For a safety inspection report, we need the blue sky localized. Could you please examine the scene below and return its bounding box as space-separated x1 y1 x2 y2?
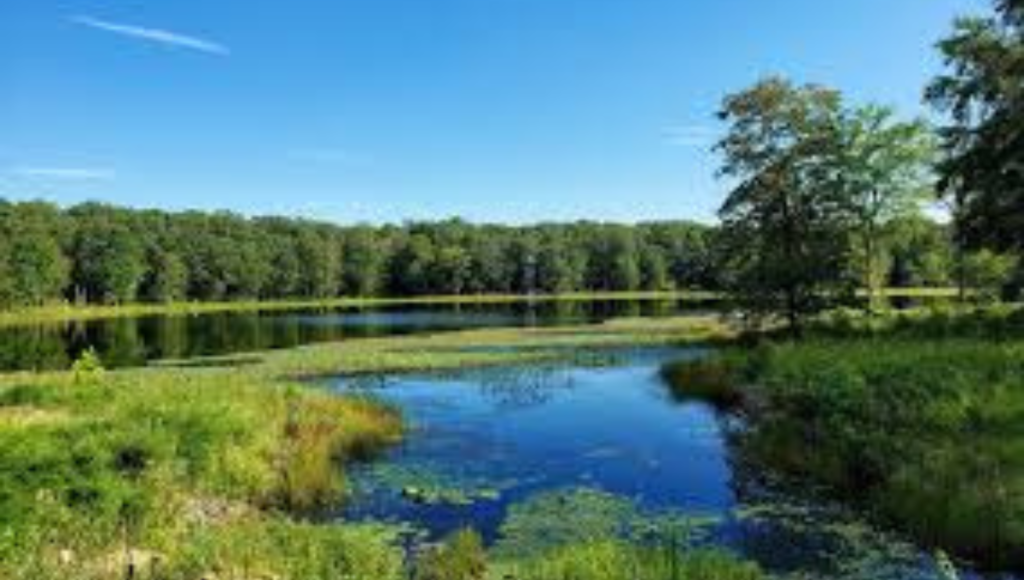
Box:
1 0 987 224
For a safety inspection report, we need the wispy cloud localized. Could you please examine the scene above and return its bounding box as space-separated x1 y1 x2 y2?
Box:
71 15 229 56
8 166 116 181
662 125 719 148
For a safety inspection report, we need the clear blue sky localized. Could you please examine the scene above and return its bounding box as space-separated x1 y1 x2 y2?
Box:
1 0 987 224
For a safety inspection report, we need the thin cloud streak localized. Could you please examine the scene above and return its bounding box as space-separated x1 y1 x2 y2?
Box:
9 167 116 181
71 15 229 56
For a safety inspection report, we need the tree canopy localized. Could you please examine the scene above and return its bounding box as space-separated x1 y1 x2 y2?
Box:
715 78 857 329
927 0 1024 253
0 201 720 309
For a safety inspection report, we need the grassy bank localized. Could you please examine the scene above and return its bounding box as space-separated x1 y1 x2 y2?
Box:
663 310 1024 571
0 287 972 329
1 317 736 579
0 291 718 329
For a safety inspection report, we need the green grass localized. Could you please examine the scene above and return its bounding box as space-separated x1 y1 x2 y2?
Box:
493 542 764 580
0 290 718 328
665 315 1024 571
0 316 732 580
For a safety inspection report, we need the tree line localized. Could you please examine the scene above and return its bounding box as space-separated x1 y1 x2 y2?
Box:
715 0 1023 329
0 198 978 311
0 202 725 308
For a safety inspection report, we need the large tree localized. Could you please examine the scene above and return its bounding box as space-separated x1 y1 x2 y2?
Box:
839 105 936 308
927 0 1024 254
716 78 856 330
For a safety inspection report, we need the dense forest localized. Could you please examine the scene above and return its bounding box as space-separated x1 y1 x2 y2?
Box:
0 200 985 310
0 202 716 306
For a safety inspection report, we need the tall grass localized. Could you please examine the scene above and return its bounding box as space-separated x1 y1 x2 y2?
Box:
670 322 1024 570
494 542 764 580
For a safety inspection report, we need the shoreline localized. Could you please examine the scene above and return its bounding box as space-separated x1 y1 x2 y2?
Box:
0 287 968 329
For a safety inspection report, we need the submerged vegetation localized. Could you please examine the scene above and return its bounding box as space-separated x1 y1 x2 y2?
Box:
486 488 763 580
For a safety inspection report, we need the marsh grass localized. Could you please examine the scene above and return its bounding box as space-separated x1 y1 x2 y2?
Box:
414 528 488 580
670 311 1024 571
494 542 765 580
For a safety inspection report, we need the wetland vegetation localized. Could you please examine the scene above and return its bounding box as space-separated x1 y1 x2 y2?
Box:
5 0 1024 578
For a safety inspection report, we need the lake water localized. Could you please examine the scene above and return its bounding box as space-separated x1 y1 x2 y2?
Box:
0 298 714 372
337 348 1015 580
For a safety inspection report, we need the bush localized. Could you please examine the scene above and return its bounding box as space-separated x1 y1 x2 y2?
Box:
660 358 742 410
414 529 487 580
71 347 105 384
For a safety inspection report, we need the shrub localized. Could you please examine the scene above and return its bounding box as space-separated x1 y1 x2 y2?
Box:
660 358 742 410
414 529 487 580
72 347 105 384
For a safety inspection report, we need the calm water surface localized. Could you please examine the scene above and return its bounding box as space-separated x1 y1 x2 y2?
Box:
337 348 1016 580
0 299 711 371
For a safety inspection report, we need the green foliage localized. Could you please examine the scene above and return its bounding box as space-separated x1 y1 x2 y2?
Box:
71 348 106 384
713 323 1024 569
0 202 69 307
660 357 742 410
0 200 723 310
928 0 1024 255
960 249 1018 302
142 250 188 303
496 542 764 580
716 77 858 330
839 105 936 307
414 529 487 580
69 204 147 305
886 216 954 288
166 520 405 580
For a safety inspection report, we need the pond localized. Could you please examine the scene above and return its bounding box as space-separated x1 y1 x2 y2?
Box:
336 347 1016 580
0 298 714 372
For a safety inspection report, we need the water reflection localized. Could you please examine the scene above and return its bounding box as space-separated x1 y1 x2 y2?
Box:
0 299 717 371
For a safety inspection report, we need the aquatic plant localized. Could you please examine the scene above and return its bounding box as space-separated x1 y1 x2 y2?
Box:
494 541 764 580
493 488 719 561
